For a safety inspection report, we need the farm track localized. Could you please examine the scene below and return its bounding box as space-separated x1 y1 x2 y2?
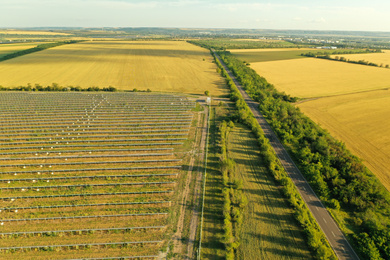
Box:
169 106 207 259
213 50 360 260
0 92 196 259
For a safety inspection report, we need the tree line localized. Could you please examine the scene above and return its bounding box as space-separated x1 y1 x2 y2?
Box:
219 120 247 259
214 50 390 260
301 49 389 69
212 52 336 260
0 83 117 92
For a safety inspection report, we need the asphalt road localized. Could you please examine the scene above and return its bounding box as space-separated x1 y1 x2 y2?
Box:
213 50 360 260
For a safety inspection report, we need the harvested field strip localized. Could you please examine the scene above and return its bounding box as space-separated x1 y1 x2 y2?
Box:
1 207 170 220
0 119 192 127
0 135 187 143
0 215 167 233
0 122 191 130
0 148 173 156
0 128 189 136
0 213 168 223
0 166 181 175
0 138 187 146
0 153 174 161
0 226 165 236
0 159 180 167
0 143 183 151
1 201 170 212
0 114 192 121
0 181 176 191
0 234 166 248
0 127 190 136
0 240 163 251
0 190 174 200
0 173 178 182
0 116 193 124
0 173 179 184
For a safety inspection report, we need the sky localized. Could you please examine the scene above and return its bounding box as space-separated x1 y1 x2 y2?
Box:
1 0 390 32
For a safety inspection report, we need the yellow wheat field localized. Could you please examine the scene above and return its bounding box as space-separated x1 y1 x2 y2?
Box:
330 50 390 67
298 89 390 191
250 58 390 98
0 42 39 56
0 40 226 96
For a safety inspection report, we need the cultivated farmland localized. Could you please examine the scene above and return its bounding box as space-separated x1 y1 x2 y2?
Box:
248 57 390 98
0 41 226 96
232 49 390 191
330 50 390 67
298 89 390 190
230 48 311 63
0 42 40 59
0 92 195 259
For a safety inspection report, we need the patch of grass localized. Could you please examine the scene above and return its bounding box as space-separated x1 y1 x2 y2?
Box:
227 125 313 260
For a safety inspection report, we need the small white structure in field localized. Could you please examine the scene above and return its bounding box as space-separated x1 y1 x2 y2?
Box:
36 189 39 191
32 180 36 183
7 181 10 184
47 180 50 183
206 97 211 105
21 189 25 192
51 172 54 175
37 172 41 175
1 222 3 226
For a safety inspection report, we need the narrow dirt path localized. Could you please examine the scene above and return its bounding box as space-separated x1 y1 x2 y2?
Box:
161 106 207 259
186 106 208 258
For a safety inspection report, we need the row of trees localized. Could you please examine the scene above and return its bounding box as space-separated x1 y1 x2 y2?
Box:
213 53 336 260
301 50 389 68
219 120 247 259
216 50 390 260
0 83 118 92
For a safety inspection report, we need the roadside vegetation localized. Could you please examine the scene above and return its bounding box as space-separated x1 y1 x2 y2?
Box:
211 49 390 260
211 53 336 260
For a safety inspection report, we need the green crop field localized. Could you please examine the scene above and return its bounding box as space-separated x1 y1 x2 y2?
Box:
0 92 196 259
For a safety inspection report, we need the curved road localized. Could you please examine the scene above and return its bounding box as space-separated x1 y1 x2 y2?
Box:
213 50 360 260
